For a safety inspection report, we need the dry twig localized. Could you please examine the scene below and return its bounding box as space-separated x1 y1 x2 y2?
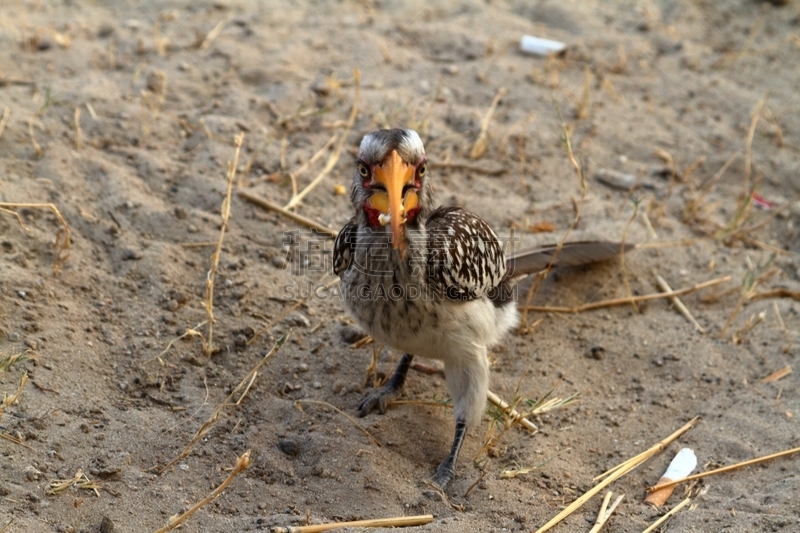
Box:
46 469 100 497
654 271 705 333
153 451 251 533
285 69 360 209
270 514 434 533
156 333 288 473
0 202 71 273
520 276 730 313
588 492 625 533
641 498 691 533
204 133 244 356
470 87 506 159
238 191 338 238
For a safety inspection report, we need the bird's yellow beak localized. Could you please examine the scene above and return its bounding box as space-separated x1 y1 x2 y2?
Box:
369 150 418 257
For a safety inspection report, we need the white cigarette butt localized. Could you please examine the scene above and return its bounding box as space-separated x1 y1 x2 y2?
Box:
520 35 566 56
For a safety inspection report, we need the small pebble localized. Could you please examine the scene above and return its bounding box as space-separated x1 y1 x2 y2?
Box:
121 249 142 260
595 168 636 191
99 516 115 533
278 439 300 457
340 325 366 344
583 346 605 360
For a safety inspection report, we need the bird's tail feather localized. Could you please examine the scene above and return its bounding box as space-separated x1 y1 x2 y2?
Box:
505 241 635 279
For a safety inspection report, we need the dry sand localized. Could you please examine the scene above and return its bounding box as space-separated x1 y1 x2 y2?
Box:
1 1 800 531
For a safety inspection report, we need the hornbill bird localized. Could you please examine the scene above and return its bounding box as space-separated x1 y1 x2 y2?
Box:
333 128 629 489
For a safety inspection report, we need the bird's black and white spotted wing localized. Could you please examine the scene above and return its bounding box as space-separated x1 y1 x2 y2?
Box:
426 206 506 301
333 217 358 277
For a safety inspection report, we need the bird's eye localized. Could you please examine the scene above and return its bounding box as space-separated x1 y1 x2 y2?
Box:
418 162 427 178
357 163 370 178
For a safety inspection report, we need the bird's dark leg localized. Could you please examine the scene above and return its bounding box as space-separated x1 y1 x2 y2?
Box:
358 353 414 416
432 418 467 489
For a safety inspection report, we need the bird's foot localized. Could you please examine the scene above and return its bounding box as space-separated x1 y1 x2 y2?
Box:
357 382 401 417
431 462 455 490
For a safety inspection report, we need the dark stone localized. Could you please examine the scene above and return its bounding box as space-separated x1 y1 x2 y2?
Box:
278 439 300 457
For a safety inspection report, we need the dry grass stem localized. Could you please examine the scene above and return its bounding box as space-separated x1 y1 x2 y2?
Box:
732 310 766 344
500 448 570 479
46 469 100 497
486 390 538 433
0 106 10 140
0 351 34 373
646 445 800 494
199 17 228 50
157 333 288 474
270 514 434 533
28 116 42 158
0 372 28 420
641 497 691 533
148 322 207 365
349 335 374 349
720 254 775 338
295 399 382 447
620 200 640 313
363 343 384 388
285 69 360 210
772 301 792 353
470 86 506 159
153 451 251 533
238 191 338 238
654 271 705 333
0 202 72 272
760 365 791 383
534 417 698 533
588 492 625 533
204 132 244 356
742 98 765 201
73 106 82 150
519 102 587 331
286 133 337 190
520 275 730 313
0 519 10 533
250 277 340 344
0 431 34 449
750 288 800 302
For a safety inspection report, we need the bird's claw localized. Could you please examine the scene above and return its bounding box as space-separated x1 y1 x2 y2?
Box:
432 462 455 490
357 383 400 417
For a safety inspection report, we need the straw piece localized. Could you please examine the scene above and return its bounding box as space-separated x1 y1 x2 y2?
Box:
153 451 251 533
204 133 244 356
520 276 730 314
641 497 691 533
645 444 800 493
285 69 360 210
588 492 625 533
486 390 538 433
270 514 434 533
156 333 288 474
0 106 10 140
534 417 698 533
470 87 506 160
654 271 705 333
238 190 338 238
760 365 791 383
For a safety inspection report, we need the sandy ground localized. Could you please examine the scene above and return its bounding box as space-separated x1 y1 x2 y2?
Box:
2 1 800 532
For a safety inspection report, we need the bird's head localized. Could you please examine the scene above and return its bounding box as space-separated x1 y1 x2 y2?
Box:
351 129 432 257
